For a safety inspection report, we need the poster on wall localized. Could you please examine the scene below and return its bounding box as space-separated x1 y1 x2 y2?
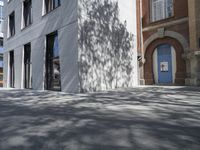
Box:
160 62 168 72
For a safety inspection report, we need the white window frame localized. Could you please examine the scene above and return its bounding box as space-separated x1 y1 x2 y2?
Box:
151 0 174 22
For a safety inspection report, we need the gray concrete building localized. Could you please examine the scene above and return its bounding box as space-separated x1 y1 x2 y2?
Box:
3 0 138 93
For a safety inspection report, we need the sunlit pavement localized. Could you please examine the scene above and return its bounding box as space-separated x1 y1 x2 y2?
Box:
0 86 200 150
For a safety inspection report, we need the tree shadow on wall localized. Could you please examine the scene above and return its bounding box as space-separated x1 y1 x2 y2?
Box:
78 0 135 92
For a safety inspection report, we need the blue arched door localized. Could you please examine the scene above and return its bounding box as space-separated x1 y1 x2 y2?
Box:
157 44 173 84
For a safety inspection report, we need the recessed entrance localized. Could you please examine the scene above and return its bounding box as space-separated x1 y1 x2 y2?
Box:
153 44 176 85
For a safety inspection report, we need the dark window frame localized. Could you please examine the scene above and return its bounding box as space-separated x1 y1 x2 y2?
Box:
8 11 15 37
9 50 14 88
0 37 3 47
44 0 60 14
23 0 32 28
45 31 61 91
24 43 32 89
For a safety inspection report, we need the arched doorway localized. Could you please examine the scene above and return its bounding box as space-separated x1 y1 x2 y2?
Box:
144 37 186 85
153 44 177 84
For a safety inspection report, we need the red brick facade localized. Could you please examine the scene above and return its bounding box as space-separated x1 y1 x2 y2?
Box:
137 0 189 85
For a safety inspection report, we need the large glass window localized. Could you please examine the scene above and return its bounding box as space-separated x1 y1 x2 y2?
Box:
46 32 61 91
0 5 3 23
24 43 32 89
9 51 14 88
44 0 60 14
8 12 15 37
22 0 32 28
151 0 173 22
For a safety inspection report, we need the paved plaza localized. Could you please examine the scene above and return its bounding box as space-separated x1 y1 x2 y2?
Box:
0 86 200 150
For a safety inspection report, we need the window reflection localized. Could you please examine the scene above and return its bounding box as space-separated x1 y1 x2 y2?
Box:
46 32 61 91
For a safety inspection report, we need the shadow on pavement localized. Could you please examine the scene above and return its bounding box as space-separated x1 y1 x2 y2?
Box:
0 86 200 150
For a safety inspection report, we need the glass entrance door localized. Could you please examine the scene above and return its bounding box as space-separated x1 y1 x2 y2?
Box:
46 32 61 91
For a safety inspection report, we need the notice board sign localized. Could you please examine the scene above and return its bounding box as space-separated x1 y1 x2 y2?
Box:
160 62 168 72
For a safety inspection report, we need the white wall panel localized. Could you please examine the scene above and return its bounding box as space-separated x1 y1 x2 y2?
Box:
59 22 79 93
14 48 23 88
31 37 45 90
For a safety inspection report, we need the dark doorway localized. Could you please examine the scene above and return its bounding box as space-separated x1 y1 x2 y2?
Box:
24 43 32 89
45 31 61 91
9 51 14 88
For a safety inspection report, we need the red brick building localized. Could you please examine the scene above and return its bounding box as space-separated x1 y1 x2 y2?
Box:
186 0 200 86
137 0 189 85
